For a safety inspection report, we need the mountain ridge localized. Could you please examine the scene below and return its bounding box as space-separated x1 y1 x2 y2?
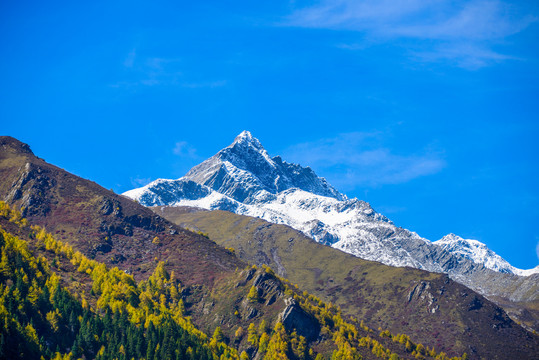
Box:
124 131 537 278
124 131 539 334
435 233 539 277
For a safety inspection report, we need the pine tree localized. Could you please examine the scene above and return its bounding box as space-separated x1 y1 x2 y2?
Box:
247 286 259 303
247 323 258 347
212 326 224 343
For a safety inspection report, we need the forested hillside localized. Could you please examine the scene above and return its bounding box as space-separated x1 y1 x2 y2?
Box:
0 203 469 359
0 202 238 359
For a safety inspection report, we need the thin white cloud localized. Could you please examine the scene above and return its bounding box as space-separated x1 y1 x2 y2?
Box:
111 52 227 88
130 176 152 187
412 42 516 69
138 57 183 86
286 0 433 31
110 55 183 88
182 80 227 89
536 240 539 262
285 0 536 68
282 132 445 189
123 49 136 68
173 141 198 158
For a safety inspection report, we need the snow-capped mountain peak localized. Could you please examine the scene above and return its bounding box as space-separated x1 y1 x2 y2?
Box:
182 131 344 202
124 131 538 282
230 130 264 151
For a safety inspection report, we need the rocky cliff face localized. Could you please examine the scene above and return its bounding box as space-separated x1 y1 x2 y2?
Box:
280 298 320 341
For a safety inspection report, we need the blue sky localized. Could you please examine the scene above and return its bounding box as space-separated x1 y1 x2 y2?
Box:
1 0 538 269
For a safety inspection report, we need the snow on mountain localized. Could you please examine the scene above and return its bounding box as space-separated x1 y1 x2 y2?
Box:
181 130 344 203
435 234 539 276
123 131 538 280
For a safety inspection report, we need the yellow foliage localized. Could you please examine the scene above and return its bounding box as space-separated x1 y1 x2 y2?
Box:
24 323 39 346
46 309 62 332
259 332 270 353
248 323 258 347
247 285 259 302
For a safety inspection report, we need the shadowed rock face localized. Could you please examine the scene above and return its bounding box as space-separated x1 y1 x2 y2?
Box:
280 298 320 341
5 162 55 217
0 136 33 155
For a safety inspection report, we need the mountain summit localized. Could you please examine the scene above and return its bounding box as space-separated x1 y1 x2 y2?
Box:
124 131 538 289
182 130 344 202
231 130 264 149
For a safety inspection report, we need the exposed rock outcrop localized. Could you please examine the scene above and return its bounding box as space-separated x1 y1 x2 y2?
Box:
279 298 320 341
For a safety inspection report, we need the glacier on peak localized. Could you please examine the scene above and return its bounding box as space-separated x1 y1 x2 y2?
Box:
123 131 538 281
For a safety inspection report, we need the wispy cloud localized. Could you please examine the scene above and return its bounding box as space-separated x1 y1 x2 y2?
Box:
182 80 227 89
282 132 445 189
130 176 152 188
109 55 183 88
111 51 226 88
173 141 198 159
284 0 536 68
123 49 136 68
410 42 516 69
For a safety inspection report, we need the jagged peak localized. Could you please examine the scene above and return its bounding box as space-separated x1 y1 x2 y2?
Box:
229 130 265 151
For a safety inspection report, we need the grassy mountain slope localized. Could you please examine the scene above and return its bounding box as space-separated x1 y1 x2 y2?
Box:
155 206 539 359
0 136 468 360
